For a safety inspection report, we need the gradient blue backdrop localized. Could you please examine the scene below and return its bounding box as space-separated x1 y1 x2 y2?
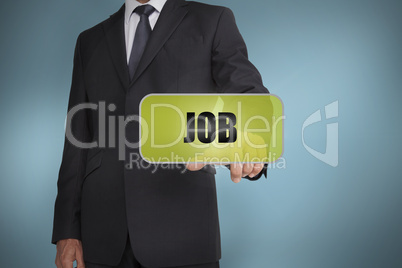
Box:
0 0 401 267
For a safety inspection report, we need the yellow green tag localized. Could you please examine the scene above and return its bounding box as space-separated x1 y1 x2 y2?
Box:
139 94 283 163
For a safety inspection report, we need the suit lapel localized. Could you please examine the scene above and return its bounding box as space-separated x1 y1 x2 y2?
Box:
103 5 130 92
129 0 189 87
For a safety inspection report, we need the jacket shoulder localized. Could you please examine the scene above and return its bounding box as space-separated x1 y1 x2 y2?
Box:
77 23 103 43
185 1 230 16
77 5 123 44
186 1 227 10
77 17 110 44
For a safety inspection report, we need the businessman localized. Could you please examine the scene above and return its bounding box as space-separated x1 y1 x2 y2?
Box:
53 0 269 267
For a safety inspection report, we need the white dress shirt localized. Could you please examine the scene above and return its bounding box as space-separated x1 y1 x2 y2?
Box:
124 0 167 63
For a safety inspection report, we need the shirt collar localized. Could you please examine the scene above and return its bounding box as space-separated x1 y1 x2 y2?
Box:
125 0 167 24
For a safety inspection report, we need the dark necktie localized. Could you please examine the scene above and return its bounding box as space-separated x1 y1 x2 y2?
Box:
128 4 155 81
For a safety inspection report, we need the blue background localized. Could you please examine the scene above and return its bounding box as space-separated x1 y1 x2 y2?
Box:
0 0 401 267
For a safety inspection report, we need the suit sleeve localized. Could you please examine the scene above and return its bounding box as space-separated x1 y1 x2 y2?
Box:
211 7 269 180
52 34 90 244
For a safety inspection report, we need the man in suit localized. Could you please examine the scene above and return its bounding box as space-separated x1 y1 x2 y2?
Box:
52 0 269 267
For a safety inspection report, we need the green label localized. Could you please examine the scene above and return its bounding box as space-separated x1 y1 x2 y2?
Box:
140 94 283 163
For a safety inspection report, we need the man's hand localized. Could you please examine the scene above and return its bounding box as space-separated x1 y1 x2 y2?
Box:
186 163 264 183
55 239 85 268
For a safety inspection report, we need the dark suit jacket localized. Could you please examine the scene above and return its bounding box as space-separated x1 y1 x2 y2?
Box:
52 0 268 267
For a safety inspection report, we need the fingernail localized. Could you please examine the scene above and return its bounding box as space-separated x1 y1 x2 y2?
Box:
249 173 255 178
234 178 241 183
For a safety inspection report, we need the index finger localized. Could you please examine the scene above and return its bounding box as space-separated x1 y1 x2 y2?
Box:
230 163 243 183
